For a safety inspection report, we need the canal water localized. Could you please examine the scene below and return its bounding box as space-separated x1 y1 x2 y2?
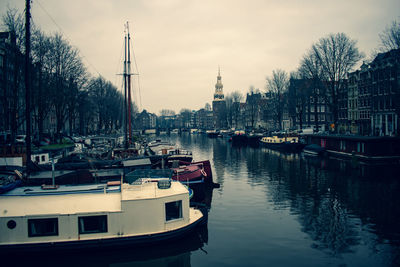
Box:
12 133 400 267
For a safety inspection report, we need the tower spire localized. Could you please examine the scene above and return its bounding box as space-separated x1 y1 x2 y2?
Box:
214 67 224 100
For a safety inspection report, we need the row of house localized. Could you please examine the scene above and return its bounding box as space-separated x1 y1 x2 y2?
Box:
3 26 399 137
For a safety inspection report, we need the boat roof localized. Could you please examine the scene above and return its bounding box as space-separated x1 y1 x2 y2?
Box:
122 158 151 167
28 170 76 179
121 180 188 201
0 181 187 217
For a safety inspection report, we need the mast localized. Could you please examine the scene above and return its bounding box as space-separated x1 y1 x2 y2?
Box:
25 0 32 170
127 23 132 144
123 25 128 149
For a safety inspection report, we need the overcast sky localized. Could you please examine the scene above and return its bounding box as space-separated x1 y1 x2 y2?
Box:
1 0 399 114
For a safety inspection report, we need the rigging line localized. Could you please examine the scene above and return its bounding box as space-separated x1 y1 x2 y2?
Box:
35 0 102 77
114 35 125 93
131 39 142 111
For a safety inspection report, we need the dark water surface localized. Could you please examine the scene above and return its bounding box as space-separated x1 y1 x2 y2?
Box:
12 134 400 267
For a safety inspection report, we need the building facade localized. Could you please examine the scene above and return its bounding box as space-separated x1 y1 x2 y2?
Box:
288 79 330 132
370 49 400 136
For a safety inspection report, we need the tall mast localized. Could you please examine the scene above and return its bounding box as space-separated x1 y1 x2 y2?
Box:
25 0 32 170
123 25 128 149
127 22 132 144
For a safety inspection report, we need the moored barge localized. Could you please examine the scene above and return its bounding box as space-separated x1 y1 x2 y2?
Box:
304 134 400 163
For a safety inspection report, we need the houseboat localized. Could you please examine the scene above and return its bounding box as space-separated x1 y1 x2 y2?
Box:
147 139 175 154
0 179 205 253
304 134 400 163
157 148 193 163
260 136 305 152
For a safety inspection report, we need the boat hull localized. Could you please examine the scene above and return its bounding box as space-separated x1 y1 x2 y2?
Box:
0 211 205 253
260 141 305 152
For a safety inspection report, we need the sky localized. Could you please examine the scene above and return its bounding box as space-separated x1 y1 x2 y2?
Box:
0 0 399 114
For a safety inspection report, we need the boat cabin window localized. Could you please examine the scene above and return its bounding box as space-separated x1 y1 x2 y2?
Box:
78 215 108 234
28 218 58 237
165 200 182 221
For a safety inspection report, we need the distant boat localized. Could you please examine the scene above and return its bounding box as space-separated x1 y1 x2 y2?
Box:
148 139 175 154
0 179 205 252
206 130 219 138
0 170 23 194
147 139 193 163
158 148 193 163
260 136 305 152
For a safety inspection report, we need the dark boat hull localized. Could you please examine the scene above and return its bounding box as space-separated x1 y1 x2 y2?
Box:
260 141 305 152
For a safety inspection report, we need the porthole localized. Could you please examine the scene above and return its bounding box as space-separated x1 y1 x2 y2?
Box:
7 220 16 229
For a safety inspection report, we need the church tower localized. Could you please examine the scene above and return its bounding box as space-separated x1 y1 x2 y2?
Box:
214 67 224 100
212 67 227 129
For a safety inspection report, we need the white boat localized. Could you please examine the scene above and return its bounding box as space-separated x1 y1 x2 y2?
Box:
148 139 175 154
0 179 204 252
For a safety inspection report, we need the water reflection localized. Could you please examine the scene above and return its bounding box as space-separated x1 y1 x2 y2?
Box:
241 146 400 263
160 134 399 265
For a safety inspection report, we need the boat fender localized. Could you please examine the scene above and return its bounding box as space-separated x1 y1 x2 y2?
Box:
201 169 207 177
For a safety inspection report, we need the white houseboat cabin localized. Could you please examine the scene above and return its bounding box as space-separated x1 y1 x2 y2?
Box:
0 179 204 252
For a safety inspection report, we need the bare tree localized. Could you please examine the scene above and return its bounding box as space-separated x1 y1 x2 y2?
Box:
379 20 400 51
87 76 125 134
311 33 363 130
1 8 25 140
2 7 25 50
231 90 243 103
225 91 243 129
46 33 87 136
179 108 192 128
266 69 289 130
159 109 175 116
31 29 53 140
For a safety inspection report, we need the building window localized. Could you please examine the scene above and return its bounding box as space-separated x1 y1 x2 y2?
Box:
78 215 107 234
28 218 58 237
165 200 182 221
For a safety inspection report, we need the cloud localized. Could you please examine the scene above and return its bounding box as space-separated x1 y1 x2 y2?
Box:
1 0 399 113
